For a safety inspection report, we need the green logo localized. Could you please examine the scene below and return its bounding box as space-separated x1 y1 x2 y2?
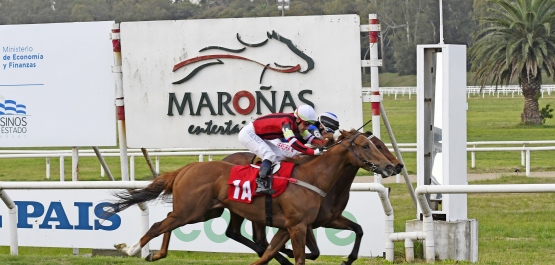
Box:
173 210 358 246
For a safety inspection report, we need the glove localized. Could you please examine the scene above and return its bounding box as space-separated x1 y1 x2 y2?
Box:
313 147 326 156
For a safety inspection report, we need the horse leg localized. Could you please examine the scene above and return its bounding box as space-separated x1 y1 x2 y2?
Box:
324 216 363 265
250 228 290 265
145 212 173 262
147 208 224 262
225 212 266 256
288 224 307 265
304 227 320 260
251 222 292 265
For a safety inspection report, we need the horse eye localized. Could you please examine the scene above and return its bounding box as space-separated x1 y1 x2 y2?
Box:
376 145 382 150
363 144 370 149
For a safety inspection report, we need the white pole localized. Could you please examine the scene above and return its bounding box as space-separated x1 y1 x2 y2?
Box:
521 144 526 166
526 150 530 177
155 156 160 175
130 155 135 181
112 23 129 181
0 190 18 255
72 147 79 182
46 158 50 179
60 156 64 182
471 145 476 168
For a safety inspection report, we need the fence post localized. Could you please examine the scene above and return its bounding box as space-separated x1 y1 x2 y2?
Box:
526 149 531 177
155 156 160 175
521 144 526 166
60 156 65 182
471 145 476 168
130 155 135 181
46 158 50 179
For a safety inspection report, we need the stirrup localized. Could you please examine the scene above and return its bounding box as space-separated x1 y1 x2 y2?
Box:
255 177 275 194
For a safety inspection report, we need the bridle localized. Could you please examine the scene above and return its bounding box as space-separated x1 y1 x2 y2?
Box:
324 131 380 172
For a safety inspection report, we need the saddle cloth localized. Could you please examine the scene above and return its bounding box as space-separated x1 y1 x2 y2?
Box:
227 161 295 203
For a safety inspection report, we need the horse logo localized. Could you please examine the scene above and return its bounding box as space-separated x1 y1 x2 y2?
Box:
172 31 315 90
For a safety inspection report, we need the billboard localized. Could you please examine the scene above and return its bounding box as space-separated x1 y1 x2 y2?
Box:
121 15 363 148
0 189 385 256
0 21 116 147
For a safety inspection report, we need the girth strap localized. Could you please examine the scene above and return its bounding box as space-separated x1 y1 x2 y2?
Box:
273 176 327 197
265 194 272 226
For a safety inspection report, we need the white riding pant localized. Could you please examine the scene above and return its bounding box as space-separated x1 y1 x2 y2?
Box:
238 123 294 163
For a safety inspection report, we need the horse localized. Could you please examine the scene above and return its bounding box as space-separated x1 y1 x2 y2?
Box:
111 129 395 265
218 131 403 265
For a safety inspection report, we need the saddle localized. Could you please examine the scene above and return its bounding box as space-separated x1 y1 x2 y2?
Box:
227 161 294 204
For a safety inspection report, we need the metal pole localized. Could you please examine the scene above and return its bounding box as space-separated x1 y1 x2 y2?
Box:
112 23 129 181
93 146 115 181
380 104 418 208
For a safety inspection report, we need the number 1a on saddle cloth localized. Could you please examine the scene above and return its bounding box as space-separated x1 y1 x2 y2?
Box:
227 162 295 203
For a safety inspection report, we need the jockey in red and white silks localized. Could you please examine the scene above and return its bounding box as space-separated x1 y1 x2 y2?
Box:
238 105 323 194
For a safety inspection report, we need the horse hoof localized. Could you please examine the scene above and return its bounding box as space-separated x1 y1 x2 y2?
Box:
145 253 153 262
114 243 127 251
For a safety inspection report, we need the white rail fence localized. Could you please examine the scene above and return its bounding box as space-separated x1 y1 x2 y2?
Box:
1 140 555 180
0 181 395 260
362 85 555 100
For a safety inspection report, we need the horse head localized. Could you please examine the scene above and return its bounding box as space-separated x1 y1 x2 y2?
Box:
364 131 404 176
332 129 395 177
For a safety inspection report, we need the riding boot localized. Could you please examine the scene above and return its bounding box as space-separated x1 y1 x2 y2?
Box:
256 159 275 194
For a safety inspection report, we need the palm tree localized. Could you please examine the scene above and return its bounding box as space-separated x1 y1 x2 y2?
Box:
470 0 555 125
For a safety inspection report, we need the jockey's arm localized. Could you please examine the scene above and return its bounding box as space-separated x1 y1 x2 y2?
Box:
282 124 315 155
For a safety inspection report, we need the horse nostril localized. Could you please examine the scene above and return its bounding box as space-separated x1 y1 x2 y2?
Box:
386 164 394 170
396 164 405 169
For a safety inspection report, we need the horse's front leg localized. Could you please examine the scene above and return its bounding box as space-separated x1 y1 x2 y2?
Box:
288 223 307 265
250 228 290 265
324 216 363 265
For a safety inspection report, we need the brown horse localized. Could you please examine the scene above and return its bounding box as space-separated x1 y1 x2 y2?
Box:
111 129 395 265
218 131 403 265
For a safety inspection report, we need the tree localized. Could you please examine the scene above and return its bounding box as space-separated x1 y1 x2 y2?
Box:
470 0 555 125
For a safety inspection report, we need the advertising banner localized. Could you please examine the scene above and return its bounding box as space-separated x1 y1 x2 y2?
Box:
0 189 385 256
0 21 116 147
121 15 363 148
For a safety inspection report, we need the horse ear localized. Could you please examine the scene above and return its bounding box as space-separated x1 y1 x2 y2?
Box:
339 129 349 137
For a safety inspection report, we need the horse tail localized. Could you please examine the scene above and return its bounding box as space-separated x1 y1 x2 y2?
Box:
110 165 186 213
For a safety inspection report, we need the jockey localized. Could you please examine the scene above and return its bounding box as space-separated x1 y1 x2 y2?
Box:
238 105 323 194
272 111 341 159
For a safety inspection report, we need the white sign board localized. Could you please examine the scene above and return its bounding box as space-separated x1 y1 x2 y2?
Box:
0 189 385 256
0 22 116 147
121 15 363 148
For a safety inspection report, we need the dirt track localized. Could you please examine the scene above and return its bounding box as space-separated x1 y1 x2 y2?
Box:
355 171 555 184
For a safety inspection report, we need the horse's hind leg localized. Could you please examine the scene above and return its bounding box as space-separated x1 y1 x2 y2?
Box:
148 208 224 262
146 212 173 262
115 211 192 258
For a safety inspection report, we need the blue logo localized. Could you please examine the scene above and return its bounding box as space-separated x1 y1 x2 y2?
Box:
0 96 26 115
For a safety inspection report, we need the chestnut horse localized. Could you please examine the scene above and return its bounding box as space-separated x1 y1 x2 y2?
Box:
151 131 403 265
224 132 403 265
111 129 395 265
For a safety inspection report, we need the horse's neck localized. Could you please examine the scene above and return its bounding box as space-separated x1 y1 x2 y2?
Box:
297 147 351 194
